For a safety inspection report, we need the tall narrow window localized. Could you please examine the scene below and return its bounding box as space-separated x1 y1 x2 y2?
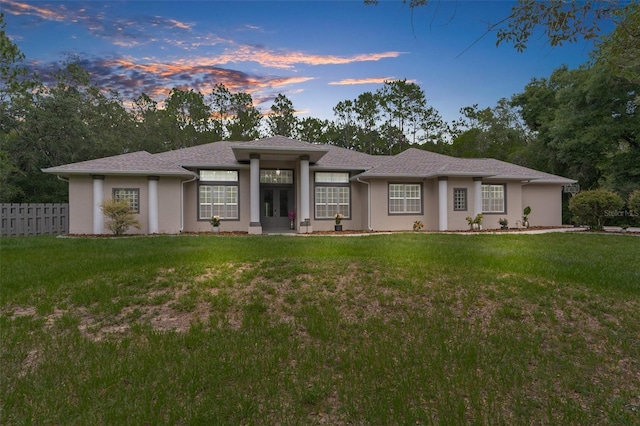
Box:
314 172 350 219
199 170 239 220
453 188 467 211
388 183 422 214
482 184 505 213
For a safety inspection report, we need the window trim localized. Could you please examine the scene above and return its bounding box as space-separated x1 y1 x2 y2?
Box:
113 188 140 213
198 169 240 221
314 172 351 220
453 188 468 211
388 183 423 215
481 183 507 214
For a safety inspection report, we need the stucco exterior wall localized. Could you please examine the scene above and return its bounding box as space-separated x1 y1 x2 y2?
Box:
522 184 563 227
157 178 182 234
367 178 431 231
103 176 149 234
447 178 475 231
68 176 94 235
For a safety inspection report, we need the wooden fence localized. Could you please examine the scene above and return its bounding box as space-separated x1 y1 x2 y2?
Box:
0 203 69 236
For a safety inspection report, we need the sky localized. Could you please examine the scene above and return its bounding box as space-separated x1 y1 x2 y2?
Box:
2 0 607 126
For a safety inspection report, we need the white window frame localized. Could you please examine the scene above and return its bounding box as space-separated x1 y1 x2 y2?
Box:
388 183 422 214
482 184 506 213
113 188 140 213
199 170 239 220
314 172 350 219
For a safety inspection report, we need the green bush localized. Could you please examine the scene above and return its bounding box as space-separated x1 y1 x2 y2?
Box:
628 190 640 226
569 189 624 230
100 199 142 235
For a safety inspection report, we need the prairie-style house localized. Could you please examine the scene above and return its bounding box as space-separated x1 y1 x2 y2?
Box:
43 136 575 234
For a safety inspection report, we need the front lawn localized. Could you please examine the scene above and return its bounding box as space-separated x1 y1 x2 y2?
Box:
1 233 639 424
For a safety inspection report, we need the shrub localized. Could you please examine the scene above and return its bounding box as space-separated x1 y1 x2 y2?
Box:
628 190 640 226
100 199 142 235
569 189 624 230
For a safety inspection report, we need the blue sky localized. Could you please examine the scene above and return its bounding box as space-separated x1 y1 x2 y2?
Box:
3 0 605 125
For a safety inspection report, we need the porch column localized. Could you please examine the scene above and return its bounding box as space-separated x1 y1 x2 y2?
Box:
473 177 483 218
92 175 105 234
148 176 159 234
249 154 262 234
438 177 448 231
299 155 311 231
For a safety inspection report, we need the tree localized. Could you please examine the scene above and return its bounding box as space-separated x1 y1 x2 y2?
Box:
333 100 358 149
164 88 212 149
569 189 624 230
297 117 331 143
354 92 381 154
267 94 297 137
227 92 262 141
101 198 142 236
449 100 529 163
377 80 427 152
513 64 639 194
365 1 625 52
594 2 640 90
208 83 232 140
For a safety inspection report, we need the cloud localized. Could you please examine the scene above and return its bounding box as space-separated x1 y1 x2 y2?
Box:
329 77 396 85
208 45 403 70
3 0 194 47
29 55 314 109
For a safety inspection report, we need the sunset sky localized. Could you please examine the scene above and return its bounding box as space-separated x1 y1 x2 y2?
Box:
3 0 607 125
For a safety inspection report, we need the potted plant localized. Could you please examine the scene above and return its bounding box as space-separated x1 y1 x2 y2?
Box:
498 218 508 229
466 216 474 230
334 213 344 231
288 210 296 230
210 215 220 233
413 220 424 231
522 206 531 228
474 213 483 230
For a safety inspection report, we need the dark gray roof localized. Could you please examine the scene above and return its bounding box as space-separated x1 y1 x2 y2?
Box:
43 138 575 184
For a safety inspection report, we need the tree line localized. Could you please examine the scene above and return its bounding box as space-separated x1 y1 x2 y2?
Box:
1 4 638 204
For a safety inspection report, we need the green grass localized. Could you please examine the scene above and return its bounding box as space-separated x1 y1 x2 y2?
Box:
1 233 639 424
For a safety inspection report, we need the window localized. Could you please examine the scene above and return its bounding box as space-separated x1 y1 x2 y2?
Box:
389 183 422 214
260 169 293 184
453 188 467 211
482 184 505 213
199 170 239 220
314 172 350 219
113 188 139 213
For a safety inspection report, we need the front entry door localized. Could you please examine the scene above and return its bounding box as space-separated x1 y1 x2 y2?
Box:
261 186 294 230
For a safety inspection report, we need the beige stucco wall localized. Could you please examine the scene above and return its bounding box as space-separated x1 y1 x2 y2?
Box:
522 184 564 227
366 178 432 231
68 175 184 235
447 178 475 231
68 176 94 235
156 178 182 234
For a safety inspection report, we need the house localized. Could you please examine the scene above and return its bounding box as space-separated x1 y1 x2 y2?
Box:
43 136 575 234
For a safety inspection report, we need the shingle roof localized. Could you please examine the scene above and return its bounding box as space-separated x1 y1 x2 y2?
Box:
356 148 575 184
43 138 575 184
42 151 196 177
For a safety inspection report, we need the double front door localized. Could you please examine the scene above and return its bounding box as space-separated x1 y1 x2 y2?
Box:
261 186 294 230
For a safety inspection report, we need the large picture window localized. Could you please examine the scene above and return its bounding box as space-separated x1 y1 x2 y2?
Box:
199 170 239 220
113 188 139 213
482 184 505 213
389 183 422 214
314 172 350 219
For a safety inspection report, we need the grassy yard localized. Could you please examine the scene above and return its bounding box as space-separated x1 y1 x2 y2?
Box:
1 232 639 424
